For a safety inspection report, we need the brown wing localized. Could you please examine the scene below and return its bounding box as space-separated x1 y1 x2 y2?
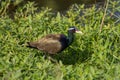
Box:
27 34 68 54
36 38 62 54
41 34 62 40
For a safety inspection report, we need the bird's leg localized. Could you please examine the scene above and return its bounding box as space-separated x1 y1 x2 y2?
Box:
43 53 58 63
45 54 58 63
43 53 48 59
48 55 58 63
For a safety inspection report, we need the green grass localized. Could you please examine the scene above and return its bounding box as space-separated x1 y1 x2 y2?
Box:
0 1 120 80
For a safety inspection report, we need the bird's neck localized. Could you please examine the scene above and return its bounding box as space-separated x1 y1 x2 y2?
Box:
67 31 74 45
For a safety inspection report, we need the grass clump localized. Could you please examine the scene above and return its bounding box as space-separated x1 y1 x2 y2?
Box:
0 0 120 80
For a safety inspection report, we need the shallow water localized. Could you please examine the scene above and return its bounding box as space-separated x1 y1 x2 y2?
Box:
7 0 120 22
34 0 105 11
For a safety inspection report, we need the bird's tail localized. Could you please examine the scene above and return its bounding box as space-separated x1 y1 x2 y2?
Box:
27 42 37 49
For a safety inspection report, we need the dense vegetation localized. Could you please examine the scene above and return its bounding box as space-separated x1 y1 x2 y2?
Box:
0 0 120 80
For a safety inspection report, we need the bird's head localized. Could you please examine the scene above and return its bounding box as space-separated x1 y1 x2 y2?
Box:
68 27 83 34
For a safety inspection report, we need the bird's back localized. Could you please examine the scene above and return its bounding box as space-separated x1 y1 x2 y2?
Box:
27 34 68 54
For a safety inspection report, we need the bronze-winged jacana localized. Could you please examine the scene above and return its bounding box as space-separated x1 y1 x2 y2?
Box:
27 27 83 54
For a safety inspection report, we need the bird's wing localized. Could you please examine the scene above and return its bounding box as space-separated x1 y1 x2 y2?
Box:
43 34 62 40
27 34 68 54
36 39 62 54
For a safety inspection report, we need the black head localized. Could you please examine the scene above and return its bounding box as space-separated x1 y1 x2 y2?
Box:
68 27 83 34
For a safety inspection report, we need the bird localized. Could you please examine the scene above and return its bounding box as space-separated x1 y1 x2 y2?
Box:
27 27 83 54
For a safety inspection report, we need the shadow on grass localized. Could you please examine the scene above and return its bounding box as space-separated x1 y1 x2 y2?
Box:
51 47 93 65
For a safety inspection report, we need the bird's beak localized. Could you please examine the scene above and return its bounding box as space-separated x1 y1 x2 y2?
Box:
76 30 83 34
